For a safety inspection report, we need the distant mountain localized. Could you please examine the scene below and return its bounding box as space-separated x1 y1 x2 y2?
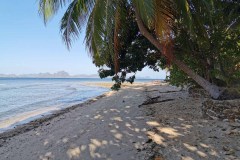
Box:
0 71 99 78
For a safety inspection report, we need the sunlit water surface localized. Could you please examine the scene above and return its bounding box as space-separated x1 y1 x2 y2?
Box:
0 78 156 131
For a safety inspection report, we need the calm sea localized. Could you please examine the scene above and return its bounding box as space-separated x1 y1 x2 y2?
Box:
0 78 156 131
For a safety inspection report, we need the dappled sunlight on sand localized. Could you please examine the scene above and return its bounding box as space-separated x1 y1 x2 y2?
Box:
43 139 49 146
39 152 54 160
67 146 81 159
146 121 161 127
94 114 104 120
111 117 123 122
137 84 239 159
181 156 194 160
88 139 109 159
147 131 166 146
58 110 149 159
0 84 152 160
157 127 183 138
183 143 207 157
1 83 238 160
36 99 151 159
144 118 222 159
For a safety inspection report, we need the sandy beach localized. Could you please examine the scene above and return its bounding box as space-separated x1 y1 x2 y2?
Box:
0 82 239 160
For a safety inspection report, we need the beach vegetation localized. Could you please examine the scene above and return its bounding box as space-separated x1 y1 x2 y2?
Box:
38 0 240 99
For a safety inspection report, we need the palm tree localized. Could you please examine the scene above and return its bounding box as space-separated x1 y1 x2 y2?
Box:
38 0 228 99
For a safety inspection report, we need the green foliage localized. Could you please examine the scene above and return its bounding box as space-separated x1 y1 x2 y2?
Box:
167 0 240 88
96 9 163 90
39 0 240 92
166 65 190 88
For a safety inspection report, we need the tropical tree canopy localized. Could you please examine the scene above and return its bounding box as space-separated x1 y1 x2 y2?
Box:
38 0 204 62
168 0 240 87
39 0 240 99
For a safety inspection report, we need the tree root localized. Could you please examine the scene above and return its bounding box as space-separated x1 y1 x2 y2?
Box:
146 90 159 92
146 90 181 93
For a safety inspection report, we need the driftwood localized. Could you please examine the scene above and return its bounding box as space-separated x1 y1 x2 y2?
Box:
139 94 174 107
146 90 181 93
159 90 181 93
145 90 159 92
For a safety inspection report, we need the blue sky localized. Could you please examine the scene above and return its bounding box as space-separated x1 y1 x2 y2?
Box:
0 1 166 79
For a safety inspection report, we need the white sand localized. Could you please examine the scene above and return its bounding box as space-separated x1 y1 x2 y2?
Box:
0 82 239 160
141 84 240 159
0 83 151 160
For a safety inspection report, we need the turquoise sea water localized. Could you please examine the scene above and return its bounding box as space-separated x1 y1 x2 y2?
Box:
0 78 156 131
0 78 111 131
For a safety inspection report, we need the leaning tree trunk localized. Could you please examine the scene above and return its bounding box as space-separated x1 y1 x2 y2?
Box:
134 8 223 99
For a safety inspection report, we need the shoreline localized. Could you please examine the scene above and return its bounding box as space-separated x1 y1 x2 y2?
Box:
0 82 148 138
0 82 239 159
0 82 150 160
0 82 118 134
0 91 112 141
0 81 159 141
0 106 60 132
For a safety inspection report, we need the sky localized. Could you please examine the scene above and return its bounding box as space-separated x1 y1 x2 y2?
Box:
0 1 166 79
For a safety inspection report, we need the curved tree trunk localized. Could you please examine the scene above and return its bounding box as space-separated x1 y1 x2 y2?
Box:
134 8 223 99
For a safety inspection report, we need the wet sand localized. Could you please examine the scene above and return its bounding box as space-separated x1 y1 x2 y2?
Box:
0 82 144 132
0 107 59 130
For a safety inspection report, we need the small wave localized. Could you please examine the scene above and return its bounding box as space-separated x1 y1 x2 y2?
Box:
65 86 77 91
0 83 47 91
0 106 59 131
12 90 77 110
60 97 87 104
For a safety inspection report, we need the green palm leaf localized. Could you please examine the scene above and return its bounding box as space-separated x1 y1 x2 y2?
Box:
60 0 95 49
39 0 73 24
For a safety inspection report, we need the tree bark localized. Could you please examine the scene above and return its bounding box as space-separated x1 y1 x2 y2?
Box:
134 8 223 99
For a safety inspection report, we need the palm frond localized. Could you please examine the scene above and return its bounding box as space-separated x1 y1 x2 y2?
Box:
60 0 95 49
154 0 174 39
39 0 72 24
132 0 155 28
85 12 96 55
84 0 129 73
84 0 114 65
113 4 121 74
175 0 193 32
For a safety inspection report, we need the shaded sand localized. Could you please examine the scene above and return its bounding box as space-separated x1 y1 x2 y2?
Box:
141 84 240 159
0 83 151 160
0 82 239 160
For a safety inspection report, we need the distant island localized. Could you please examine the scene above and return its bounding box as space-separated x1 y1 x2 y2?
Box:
0 71 155 79
0 71 99 78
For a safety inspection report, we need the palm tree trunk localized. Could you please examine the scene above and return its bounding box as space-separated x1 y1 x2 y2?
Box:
134 8 223 99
